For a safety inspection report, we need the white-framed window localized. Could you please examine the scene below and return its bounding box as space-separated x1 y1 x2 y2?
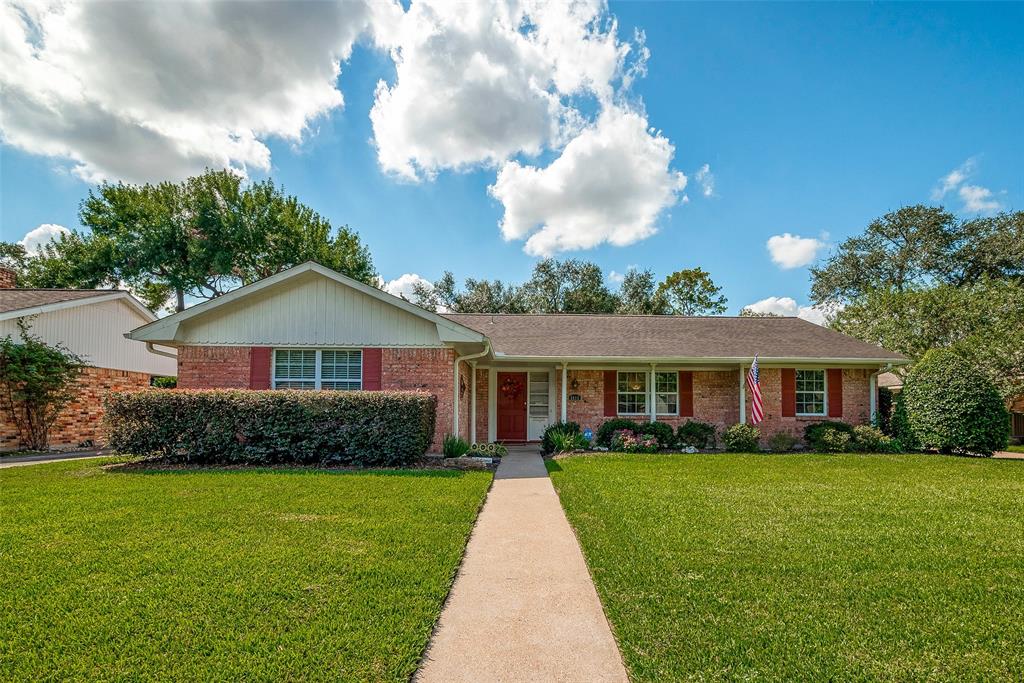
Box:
273 349 362 391
617 371 648 415
655 372 678 415
795 369 826 415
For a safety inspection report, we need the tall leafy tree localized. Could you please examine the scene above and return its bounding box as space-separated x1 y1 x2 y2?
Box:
810 204 1023 305
616 269 670 314
521 259 618 313
656 268 728 315
413 272 526 313
12 170 375 312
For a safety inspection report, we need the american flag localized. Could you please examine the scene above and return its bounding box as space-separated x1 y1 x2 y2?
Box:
747 355 764 424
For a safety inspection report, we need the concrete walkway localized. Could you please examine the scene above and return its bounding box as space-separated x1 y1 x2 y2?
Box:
0 450 107 469
416 448 627 683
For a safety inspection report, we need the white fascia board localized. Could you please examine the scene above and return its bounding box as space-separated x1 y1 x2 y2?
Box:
489 354 909 366
0 292 145 323
126 261 486 344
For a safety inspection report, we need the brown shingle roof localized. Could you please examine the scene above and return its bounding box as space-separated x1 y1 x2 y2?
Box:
443 313 906 362
0 289 120 315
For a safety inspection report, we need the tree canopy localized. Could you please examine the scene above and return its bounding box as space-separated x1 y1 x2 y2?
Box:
413 260 728 316
5 170 376 312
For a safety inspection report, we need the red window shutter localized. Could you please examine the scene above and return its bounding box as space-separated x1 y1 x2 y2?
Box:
679 371 694 417
603 370 617 417
781 368 796 417
362 348 382 390
250 347 271 389
827 369 843 417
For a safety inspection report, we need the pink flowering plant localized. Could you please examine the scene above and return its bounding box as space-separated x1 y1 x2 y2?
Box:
610 429 660 454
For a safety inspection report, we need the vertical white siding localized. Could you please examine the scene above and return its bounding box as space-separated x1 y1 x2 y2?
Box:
178 273 445 347
0 299 176 375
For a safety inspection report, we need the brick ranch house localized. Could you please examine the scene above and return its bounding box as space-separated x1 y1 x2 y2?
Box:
0 268 176 451
126 262 908 451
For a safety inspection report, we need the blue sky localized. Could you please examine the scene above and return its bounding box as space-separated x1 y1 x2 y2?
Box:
1 1 1021 317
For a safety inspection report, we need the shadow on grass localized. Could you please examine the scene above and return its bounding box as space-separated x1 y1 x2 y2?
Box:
106 460 469 479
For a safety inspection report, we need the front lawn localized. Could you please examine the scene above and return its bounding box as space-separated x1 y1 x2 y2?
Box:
1 459 491 681
549 453 1024 681
1006 444 1024 453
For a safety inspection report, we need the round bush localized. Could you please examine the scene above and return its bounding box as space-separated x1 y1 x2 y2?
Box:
803 421 855 452
677 420 717 449
890 390 918 450
903 348 1010 456
723 423 760 452
596 418 640 447
638 420 675 449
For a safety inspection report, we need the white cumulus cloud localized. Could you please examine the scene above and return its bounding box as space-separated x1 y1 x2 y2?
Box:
931 157 976 200
489 107 687 257
958 184 1002 213
19 223 70 255
382 272 432 301
370 0 632 180
694 163 714 197
0 0 390 183
742 296 837 326
766 233 825 269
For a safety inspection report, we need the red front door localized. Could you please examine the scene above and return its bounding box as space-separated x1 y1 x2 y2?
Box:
496 372 528 441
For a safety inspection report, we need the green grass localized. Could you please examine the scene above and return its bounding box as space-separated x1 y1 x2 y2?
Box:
548 453 1024 681
1005 444 1024 453
1 459 492 681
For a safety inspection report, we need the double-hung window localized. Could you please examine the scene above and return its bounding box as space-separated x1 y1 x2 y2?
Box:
273 349 362 390
655 372 678 415
617 372 647 415
795 369 826 415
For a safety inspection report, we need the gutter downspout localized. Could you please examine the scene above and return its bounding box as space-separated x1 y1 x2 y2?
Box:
869 363 893 425
145 342 177 359
454 341 491 440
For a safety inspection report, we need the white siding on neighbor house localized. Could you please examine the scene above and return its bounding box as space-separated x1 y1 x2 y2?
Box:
177 272 445 347
0 298 176 376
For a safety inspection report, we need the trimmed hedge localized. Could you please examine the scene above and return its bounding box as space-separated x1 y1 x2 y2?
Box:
677 420 717 449
105 389 437 467
902 348 1009 456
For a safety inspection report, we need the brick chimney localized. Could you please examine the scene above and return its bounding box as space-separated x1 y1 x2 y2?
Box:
0 267 16 289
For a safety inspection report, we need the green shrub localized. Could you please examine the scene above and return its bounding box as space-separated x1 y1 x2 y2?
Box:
550 430 590 453
443 434 471 458
768 431 798 452
851 425 902 453
723 423 760 452
638 421 675 449
105 389 437 467
903 348 1010 456
596 418 639 447
151 376 177 389
541 421 581 455
677 420 717 449
610 429 660 453
804 421 855 452
891 391 918 450
821 429 852 453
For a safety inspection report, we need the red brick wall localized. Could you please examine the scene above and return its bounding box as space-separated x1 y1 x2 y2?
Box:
555 367 870 445
178 346 253 388
1 367 151 451
0 267 16 289
381 348 455 452
747 367 871 441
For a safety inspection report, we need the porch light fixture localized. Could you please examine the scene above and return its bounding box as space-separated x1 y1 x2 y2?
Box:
570 378 580 390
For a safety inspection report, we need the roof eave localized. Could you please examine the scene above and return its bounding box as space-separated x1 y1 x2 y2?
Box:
490 353 909 365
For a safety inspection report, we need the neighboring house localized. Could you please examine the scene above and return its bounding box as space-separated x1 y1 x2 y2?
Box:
0 268 176 450
127 262 907 451
878 372 1024 444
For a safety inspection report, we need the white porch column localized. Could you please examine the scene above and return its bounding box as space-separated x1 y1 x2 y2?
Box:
561 362 568 422
470 361 478 443
649 363 657 423
453 360 460 437
739 364 747 424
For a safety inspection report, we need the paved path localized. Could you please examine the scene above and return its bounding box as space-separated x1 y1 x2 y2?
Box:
416 449 628 683
0 450 107 469
994 450 1024 460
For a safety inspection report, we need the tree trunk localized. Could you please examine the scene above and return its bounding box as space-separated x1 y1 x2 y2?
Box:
176 288 185 312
